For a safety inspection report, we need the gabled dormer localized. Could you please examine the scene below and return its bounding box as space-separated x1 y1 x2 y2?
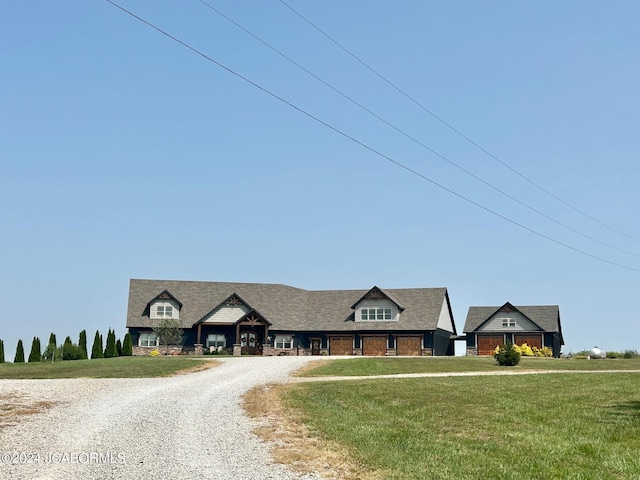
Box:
147 290 182 320
476 302 543 332
197 293 252 325
352 286 404 322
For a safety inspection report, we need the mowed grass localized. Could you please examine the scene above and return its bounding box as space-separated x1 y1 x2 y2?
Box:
0 356 216 379
284 372 640 479
299 356 640 376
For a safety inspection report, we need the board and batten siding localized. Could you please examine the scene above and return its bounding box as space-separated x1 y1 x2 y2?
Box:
476 311 541 332
150 299 181 319
201 304 250 324
354 298 399 322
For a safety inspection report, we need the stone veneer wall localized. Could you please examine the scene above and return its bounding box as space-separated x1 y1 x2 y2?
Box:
466 346 478 356
133 345 188 356
262 346 312 356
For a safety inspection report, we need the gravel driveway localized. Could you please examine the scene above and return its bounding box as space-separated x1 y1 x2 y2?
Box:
0 356 328 480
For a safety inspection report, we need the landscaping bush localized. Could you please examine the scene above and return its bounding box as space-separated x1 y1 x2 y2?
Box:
531 346 553 357
62 342 86 361
494 342 521 366
623 350 638 359
42 343 63 362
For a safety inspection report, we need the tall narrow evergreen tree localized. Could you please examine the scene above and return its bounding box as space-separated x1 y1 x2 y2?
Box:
91 330 103 359
116 338 123 357
28 336 42 362
79 329 88 359
104 329 117 358
122 333 133 356
48 332 57 349
0 339 4 363
14 339 25 363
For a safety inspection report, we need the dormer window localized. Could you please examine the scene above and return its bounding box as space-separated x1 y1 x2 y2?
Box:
151 301 179 319
147 290 182 320
501 318 516 328
361 308 393 321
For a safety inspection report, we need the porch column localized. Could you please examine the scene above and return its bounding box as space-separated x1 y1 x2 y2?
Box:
196 324 201 345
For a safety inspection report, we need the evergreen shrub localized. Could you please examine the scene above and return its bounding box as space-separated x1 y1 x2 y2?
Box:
494 342 521 366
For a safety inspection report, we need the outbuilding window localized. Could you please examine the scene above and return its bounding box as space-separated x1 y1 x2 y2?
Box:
501 318 516 328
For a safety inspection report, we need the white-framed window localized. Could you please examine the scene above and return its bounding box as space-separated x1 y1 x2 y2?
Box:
206 334 226 349
157 305 173 318
361 308 393 321
500 318 516 328
275 335 293 349
139 332 158 347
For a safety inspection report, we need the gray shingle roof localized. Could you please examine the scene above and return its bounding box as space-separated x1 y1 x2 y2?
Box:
463 303 562 337
126 279 453 333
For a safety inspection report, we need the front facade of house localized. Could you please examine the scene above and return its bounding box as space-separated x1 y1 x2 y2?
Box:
126 279 457 356
463 302 564 357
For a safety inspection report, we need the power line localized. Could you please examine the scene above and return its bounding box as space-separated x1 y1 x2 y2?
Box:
195 0 639 259
105 0 640 274
278 0 640 245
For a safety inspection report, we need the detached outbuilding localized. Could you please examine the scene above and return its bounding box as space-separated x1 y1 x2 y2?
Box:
463 302 563 357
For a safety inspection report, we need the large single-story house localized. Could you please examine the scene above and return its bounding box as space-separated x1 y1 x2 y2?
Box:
126 279 458 356
463 302 563 357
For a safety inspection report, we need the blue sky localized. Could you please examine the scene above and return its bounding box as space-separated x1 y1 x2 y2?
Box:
2 1 639 361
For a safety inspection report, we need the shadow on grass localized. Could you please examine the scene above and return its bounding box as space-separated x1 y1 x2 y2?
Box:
605 400 640 419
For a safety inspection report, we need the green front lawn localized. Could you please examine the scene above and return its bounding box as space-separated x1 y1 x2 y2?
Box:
0 356 216 379
299 356 640 376
284 372 640 479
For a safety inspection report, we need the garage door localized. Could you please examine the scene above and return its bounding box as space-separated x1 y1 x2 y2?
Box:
329 336 353 356
514 335 542 349
396 336 422 356
362 336 387 356
477 335 504 356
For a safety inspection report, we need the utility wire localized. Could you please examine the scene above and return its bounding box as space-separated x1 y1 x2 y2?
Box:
196 0 639 259
105 0 640 274
279 0 640 245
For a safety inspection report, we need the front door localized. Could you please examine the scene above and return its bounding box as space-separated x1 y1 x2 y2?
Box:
311 339 321 355
240 331 261 355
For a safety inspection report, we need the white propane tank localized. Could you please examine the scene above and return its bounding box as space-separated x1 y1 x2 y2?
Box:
589 347 606 359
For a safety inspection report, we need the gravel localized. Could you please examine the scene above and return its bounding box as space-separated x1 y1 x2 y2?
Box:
0 356 330 480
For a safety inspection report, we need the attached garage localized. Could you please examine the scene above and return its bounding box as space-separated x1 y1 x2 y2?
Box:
514 334 542 349
329 336 354 356
477 334 504 356
361 336 387 356
396 335 422 356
